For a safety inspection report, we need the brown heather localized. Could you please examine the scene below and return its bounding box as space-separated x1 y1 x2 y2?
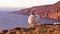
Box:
0 24 60 34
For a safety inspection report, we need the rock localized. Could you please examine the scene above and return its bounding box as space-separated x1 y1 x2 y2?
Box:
12 1 60 21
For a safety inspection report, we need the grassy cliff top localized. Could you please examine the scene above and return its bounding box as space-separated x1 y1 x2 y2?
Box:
0 24 60 34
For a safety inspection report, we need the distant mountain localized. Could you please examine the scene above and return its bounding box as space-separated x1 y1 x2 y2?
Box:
12 1 60 21
0 7 22 12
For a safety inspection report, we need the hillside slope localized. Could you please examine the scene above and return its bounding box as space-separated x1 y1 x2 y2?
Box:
12 1 60 21
0 24 60 34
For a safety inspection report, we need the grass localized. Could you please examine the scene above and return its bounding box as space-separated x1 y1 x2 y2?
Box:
0 24 60 34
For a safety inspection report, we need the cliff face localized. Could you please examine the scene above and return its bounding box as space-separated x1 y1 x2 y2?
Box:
12 1 60 21
12 5 50 15
42 1 60 20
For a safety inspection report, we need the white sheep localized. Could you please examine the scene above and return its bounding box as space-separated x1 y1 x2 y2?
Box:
28 11 40 26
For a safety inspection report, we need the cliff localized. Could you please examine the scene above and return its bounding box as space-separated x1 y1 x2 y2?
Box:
12 1 60 21
12 5 50 15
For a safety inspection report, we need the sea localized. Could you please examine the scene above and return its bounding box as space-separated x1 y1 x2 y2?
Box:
0 11 57 30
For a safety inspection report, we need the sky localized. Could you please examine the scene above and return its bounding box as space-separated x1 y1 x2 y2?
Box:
0 0 59 8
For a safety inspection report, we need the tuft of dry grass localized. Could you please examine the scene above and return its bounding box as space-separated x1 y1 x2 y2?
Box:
0 24 60 34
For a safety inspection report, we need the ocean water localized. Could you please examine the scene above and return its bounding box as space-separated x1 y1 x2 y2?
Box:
0 12 56 30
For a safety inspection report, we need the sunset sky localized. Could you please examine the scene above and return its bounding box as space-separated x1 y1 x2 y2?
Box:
0 0 59 8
